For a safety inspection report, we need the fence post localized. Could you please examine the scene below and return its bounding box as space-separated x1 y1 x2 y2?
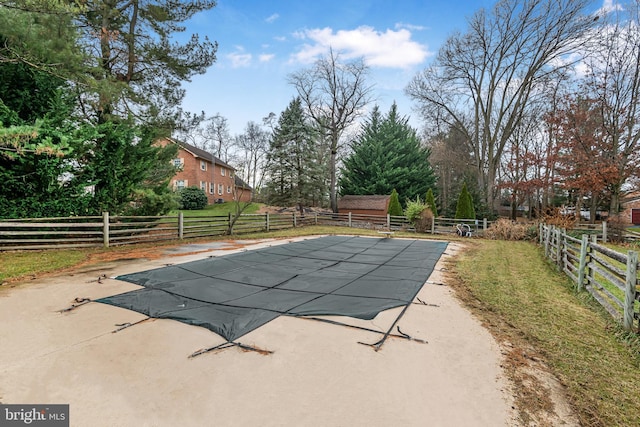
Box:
577 234 589 292
293 212 297 228
315 212 318 225
483 218 487 232
348 212 352 228
102 211 110 248
387 214 390 230
431 216 435 234
602 221 607 243
623 250 638 331
265 213 270 232
544 225 552 258
228 213 233 234
555 228 563 269
539 223 543 245
178 212 184 239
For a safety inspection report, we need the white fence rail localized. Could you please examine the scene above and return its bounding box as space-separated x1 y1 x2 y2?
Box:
540 224 640 332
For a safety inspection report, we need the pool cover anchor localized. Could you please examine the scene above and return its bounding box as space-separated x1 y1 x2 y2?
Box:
302 316 427 345
59 297 92 313
414 297 439 307
357 302 415 351
189 341 274 358
112 317 152 333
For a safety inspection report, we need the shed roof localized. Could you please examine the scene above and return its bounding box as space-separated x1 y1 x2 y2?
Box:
338 195 390 211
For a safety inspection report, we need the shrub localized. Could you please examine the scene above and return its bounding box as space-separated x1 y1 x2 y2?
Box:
405 197 434 233
607 215 627 243
455 182 476 219
485 218 530 240
414 207 434 233
388 189 403 216
425 188 438 217
540 206 575 227
404 197 426 223
179 187 208 210
124 189 179 216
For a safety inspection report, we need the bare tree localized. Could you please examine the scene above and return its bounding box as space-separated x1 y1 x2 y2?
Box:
426 128 475 217
406 0 597 212
288 49 374 212
203 113 233 162
581 1 640 214
235 121 268 192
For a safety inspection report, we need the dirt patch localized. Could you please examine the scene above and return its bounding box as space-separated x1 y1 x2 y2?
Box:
442 250 580 426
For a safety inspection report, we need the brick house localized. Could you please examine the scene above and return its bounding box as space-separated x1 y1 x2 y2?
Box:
161 138 252 204
337 195 390 216
620 192 640 225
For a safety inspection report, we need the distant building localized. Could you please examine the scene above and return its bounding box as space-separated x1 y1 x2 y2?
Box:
160 138 252 204
337 195 390 216
621 192 640 225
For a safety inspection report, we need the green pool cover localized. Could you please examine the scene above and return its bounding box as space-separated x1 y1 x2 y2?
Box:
98 236 447 342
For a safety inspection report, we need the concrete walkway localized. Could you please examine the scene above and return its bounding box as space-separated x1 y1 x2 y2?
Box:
0 237 515 426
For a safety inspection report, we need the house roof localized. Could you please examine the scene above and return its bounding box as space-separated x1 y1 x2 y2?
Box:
234 175 252 190
166 137 235 170
622 191 640 204
338 195 390 211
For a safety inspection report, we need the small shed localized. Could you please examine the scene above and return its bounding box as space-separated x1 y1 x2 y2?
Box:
337 195 391 216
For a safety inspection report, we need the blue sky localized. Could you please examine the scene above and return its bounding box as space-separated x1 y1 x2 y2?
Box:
178 0 600 136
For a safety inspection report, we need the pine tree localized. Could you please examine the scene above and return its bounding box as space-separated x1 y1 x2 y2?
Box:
264 98 323 208
387 189 403 216
455 182 476 219
339 102 436 204
425 188 438 217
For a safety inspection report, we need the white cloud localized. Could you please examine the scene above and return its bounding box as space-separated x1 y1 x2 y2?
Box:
598 0 623 14
290 26 431 68
227 47 252 68
395 22 427 31
259 53 275 62
274 36 287 42
265 13 279 23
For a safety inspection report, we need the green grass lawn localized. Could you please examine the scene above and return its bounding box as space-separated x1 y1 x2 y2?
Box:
0 249 88 283
454 239 640 427
170 201 260 217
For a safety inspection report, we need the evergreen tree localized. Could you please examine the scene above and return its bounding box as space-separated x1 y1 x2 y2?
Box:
455 182 476 219
0 0 216 216
425 188 438 217
264 98 324 208
0 60 94 218
339 102 436 205
387 189 403 216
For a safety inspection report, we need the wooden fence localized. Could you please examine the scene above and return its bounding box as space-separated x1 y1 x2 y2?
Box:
0 212 488 251
540 224 640 332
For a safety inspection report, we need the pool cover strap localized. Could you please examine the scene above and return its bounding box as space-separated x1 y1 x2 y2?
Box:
97 236 447 342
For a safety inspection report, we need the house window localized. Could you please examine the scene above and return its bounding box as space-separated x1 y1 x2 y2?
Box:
173 158 183 168
200 161 207 171
200 181 206 191
218 183 223 195
227 186 232 194
175 180 185 190
209 183 214 194
220 167 226 176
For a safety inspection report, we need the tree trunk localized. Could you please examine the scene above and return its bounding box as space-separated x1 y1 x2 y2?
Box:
330 148 337 212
